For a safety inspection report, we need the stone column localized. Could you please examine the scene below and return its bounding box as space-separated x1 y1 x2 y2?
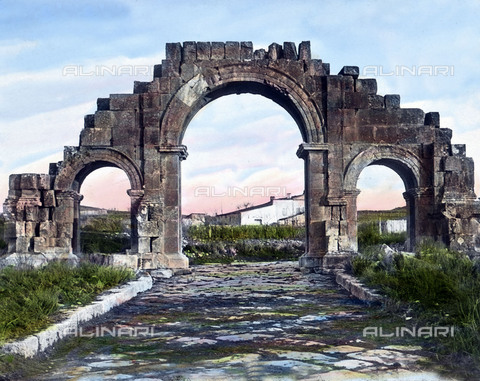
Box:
127 189 144 253
296 143 329 269
344 189 361 252
54 190 81 255
402 189 417 251
157 145 189 269
72 192 84 254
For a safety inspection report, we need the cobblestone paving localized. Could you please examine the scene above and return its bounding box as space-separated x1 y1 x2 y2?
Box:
31 262 458 380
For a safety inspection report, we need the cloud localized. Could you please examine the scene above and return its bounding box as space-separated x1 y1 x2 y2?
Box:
0 39 37 59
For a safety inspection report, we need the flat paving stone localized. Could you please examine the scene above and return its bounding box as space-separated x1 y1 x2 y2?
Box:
24 261 461 380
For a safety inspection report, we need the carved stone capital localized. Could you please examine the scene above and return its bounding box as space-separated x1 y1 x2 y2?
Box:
157 145 188 161
296 143 328 159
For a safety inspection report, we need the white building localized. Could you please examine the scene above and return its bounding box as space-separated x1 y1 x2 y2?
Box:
209 194 305 226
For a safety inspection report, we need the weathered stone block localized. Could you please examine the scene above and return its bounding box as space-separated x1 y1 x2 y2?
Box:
298 41 311 61
240 41 253 60
34 237 47 253
355 78 377 94
9 174 22 190
253 49 267 60
25 206 39 222
368 95 384 109
338 66 359 79
57 223 73 239
20 174 38 190
16 237 31 253
425 111 440 127
452 144 466 156
151 237 163 252
196 42 211 60
21 189 41 199
268 43 282 60
94 111 116 129
97 98 110 111
4 222 16 239
160 59 179 78
385 94 400 109
25 222 36 237
80 128 112 146
40 221 56 238
109 94 140 110
138 237 151 253
166 42 182 64
344 92 369 109
141 93 161 109
42 190 56 208
153 64 162 78
158 77 171 93
138 221 160 237
144 127 160 145
8 189 21 198
38 208 50 222
283 42 297 60
225 41 240 60
211 42 225 59
182 41 197 63
15 222 25 236
84 114 95 128
55 238 71 249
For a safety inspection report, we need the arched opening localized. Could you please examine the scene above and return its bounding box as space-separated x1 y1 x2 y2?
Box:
344 146 421 253
75 166 132 255
181 93 305 262
356 165 409 251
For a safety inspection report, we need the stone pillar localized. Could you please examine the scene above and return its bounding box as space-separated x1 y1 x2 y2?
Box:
72 192 84 254
403 189 417 251
54 190 80 254
296 143 329 269
344 189 361 252
156 145 189 268
127 189 144 253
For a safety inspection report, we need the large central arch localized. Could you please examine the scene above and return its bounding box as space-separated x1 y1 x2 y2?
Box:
4 41 480 270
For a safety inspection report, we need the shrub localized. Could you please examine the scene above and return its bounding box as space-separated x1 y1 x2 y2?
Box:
357 222 406 251
352 241 480 358
186 224 305 242
0 261 134 341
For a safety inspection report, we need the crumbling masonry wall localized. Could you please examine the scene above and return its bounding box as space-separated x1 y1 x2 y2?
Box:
4 41 480 270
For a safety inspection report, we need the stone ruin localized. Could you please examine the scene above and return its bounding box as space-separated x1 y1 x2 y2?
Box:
3 41 480 270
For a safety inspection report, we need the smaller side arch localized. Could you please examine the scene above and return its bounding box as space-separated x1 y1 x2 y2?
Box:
53 147 144 255
54 147 144 192
344 145 421 192
344 145 423 252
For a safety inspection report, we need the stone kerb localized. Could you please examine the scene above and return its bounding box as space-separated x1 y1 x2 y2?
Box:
0 273 153 358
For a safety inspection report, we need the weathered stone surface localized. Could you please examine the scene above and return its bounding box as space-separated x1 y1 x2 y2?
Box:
4 41 480 271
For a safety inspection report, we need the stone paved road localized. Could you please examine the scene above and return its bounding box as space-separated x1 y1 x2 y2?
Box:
28 262 459 380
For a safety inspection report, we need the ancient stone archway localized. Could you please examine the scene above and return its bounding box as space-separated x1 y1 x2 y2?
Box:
4 41 480 270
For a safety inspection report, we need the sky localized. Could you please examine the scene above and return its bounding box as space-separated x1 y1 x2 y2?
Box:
1 0 479 214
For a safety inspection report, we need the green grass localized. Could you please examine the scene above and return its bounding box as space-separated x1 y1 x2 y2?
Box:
357 207 407 225
0 261 134 342
352 240 480 360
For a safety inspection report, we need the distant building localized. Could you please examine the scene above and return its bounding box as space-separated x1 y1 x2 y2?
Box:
182 213 206 227
206 193 305 226
379 218 407 234
79 205 108 226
